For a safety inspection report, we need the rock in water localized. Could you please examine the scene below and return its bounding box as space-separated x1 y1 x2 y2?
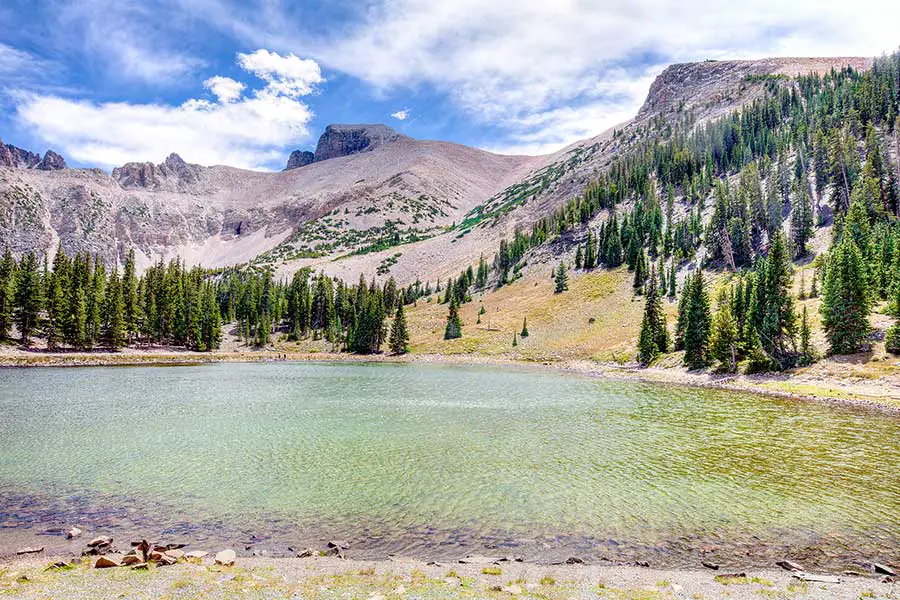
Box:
873 563 897 576
16 547 44 555
215 549 236 566
66 527 83 539
94 556 121 568
296 548 316 558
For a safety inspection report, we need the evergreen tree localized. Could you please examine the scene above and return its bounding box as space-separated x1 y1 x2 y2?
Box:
682 270 711 369
791 177 814 258
574 245 583 269
709 291 739 372
520 317 529 338
636 266 668 365
14 252 43 346
512 332 518 347
758 232 798 367
0 248 15 339
103 269 126 349
632 249 648 294
444 297 462 340
389 302 409 355
553 261 568 293
821 240 871 354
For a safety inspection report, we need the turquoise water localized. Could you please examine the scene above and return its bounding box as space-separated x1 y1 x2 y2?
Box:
0 362 897 566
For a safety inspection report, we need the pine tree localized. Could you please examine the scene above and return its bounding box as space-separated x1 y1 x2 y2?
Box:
791 177 814 258
512 332 518 347
0 248 15 339
444 297 462 340
632 249 648 294
709 291 739 372
574 245 583 269
668 261 677 298
520 317 529 338
636 266 668 365
389 302 409 355
758 231 798 366
14 252 43 346
553 261 568 293
682 270 711 369
103 269 125 349
821 240 871 354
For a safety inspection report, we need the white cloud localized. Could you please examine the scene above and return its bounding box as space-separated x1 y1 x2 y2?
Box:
15 50 322 170
298 0 900 153
58 0 204 84
204 76 245 103
236 49 324 98
390 109 410 121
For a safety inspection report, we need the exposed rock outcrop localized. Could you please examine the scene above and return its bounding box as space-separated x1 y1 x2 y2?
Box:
0 139 42 169
112 152 202 191
313 124 409 162
285 150 314 170
37 150 67 171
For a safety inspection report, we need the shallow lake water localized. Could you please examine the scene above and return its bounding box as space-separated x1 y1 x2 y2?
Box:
0 362 897 568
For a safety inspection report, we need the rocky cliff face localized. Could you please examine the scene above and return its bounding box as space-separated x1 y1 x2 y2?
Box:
111 153 203 191
284 124 410 170
285 150 314 170
314 124 409 162
0 140 67 171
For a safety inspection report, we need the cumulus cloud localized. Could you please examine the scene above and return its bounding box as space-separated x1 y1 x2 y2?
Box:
203 76 245 103
236 49 324 98
390 109 410 121
15 50 322 169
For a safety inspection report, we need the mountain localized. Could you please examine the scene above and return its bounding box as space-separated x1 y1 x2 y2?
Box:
0 57 871 282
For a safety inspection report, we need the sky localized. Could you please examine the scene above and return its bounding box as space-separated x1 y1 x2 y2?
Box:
0 0 898 171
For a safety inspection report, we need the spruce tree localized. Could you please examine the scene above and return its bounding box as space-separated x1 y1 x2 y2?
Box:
758 232 798 367
0 248 15 339
14 251 43 346
104 269 126 349
444 297 462 340
553 261 568 293
632 249 648 294
821 240 871 354
791 177 814 258
389 302 409 355
682 270 711 369
520 317 529 337
574 245 583 270
709 291 739 372
636 266 668 365
512 332 518 347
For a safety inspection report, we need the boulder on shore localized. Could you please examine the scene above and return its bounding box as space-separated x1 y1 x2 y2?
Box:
94 556 121 568
215 549 236 566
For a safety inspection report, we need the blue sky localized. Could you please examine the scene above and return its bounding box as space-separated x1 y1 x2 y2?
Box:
1 0 898 170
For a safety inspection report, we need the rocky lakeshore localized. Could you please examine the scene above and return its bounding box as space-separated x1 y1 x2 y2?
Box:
1 549 896 600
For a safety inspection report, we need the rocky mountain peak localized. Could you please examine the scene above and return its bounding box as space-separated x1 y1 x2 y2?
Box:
0 138 66 170
314 124 410 162
283 124 410 171
284 150 314 171
112 153 202 190
37 150 67 171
